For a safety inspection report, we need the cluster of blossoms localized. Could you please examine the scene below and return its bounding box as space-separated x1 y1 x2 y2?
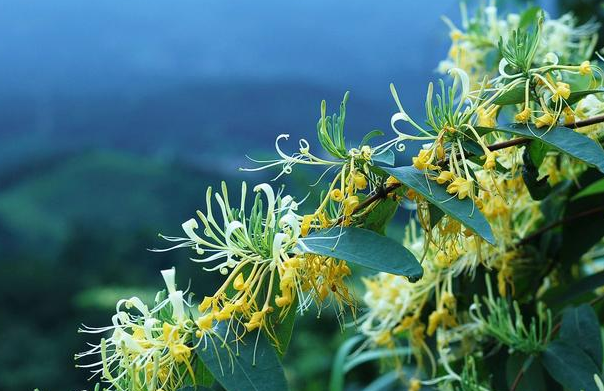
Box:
438 1 599 83
162 182 354 344
77 3 604 391
76 269 202 391
354 5 604 390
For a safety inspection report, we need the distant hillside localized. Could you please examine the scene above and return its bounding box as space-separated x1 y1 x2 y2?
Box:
0 80 393 168
0 150 228 257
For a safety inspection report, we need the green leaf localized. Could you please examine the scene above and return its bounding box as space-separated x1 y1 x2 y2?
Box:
519 6 542 29
565 73 595 92
181 357 214 389
296 227 423 280
228 265 296 356
566 89 604 106
478 123 604 173
360 129 384 147
560 190 604 267
528 140 549 167
329 335 363 391
522 146 551 200
541 340 600 391
362 197 399 234
573 178 604 200
493 85 526 105
545 269 604 307
381 166 495 244
428 203 444 227
559 304 603 368
506 354 546 391
195 323 289 391
271 296 296 356
372 149 395 166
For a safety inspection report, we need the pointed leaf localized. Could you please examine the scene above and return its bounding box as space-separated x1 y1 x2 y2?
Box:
573 178 604 200
195 323 288 391
296 227 422 280
478 123 604 173
566 89 604 106
360 129 384 147
362 197 399 234
560 304 603 368
372 149 395 166
271 296 296 356
493 86 525 105
541 340 600 391
381 166 495 244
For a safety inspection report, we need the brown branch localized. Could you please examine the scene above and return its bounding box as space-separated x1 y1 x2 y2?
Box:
517 206 604 246
568 113 604 129
345 114 604 222
334 183 401 225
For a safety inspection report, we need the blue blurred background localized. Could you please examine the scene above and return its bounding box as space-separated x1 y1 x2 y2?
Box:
1 0 592 390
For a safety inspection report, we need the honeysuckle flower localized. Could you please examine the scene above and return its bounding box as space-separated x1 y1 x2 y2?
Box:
475 104 499 128
156 182 356 347
446 177 473 200
579 60 592 75
435 170 455 184
342 196 360 216
439 2 599 80
330 188 344 202
535 112 555 128
353 172 368 190
413 149 434 171
386 175 400 187
482 151 498 170
515 106 532 123
551 81 571 102
76 268 203 391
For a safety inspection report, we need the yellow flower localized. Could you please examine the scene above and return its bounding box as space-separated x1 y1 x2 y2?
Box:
169 343 191 363
515 107 531 123
446 177 473 200
476 105 498 128
483 196 509 218
343 196 360 216
196 313 214 330
427 309 457 336
198 296 213 312
374 330 392 346
301 214 313 237
233 273 246 291
483 151 498 170
552 82 571 102
563 107 575 125
441 292 456 310
385 175 400 187
579 60 592 76
412 149 438 171
244 306 272 332
436 143 445 159
360 145 372 160
330 188 344 202
353 172 368 190
435 170 455 184
409 379 422 391
215 303 236 321
535 112 555 128
450 29 464 41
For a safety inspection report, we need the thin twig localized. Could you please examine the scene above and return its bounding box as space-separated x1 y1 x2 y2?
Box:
348 115 604 219
517 206 604 246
